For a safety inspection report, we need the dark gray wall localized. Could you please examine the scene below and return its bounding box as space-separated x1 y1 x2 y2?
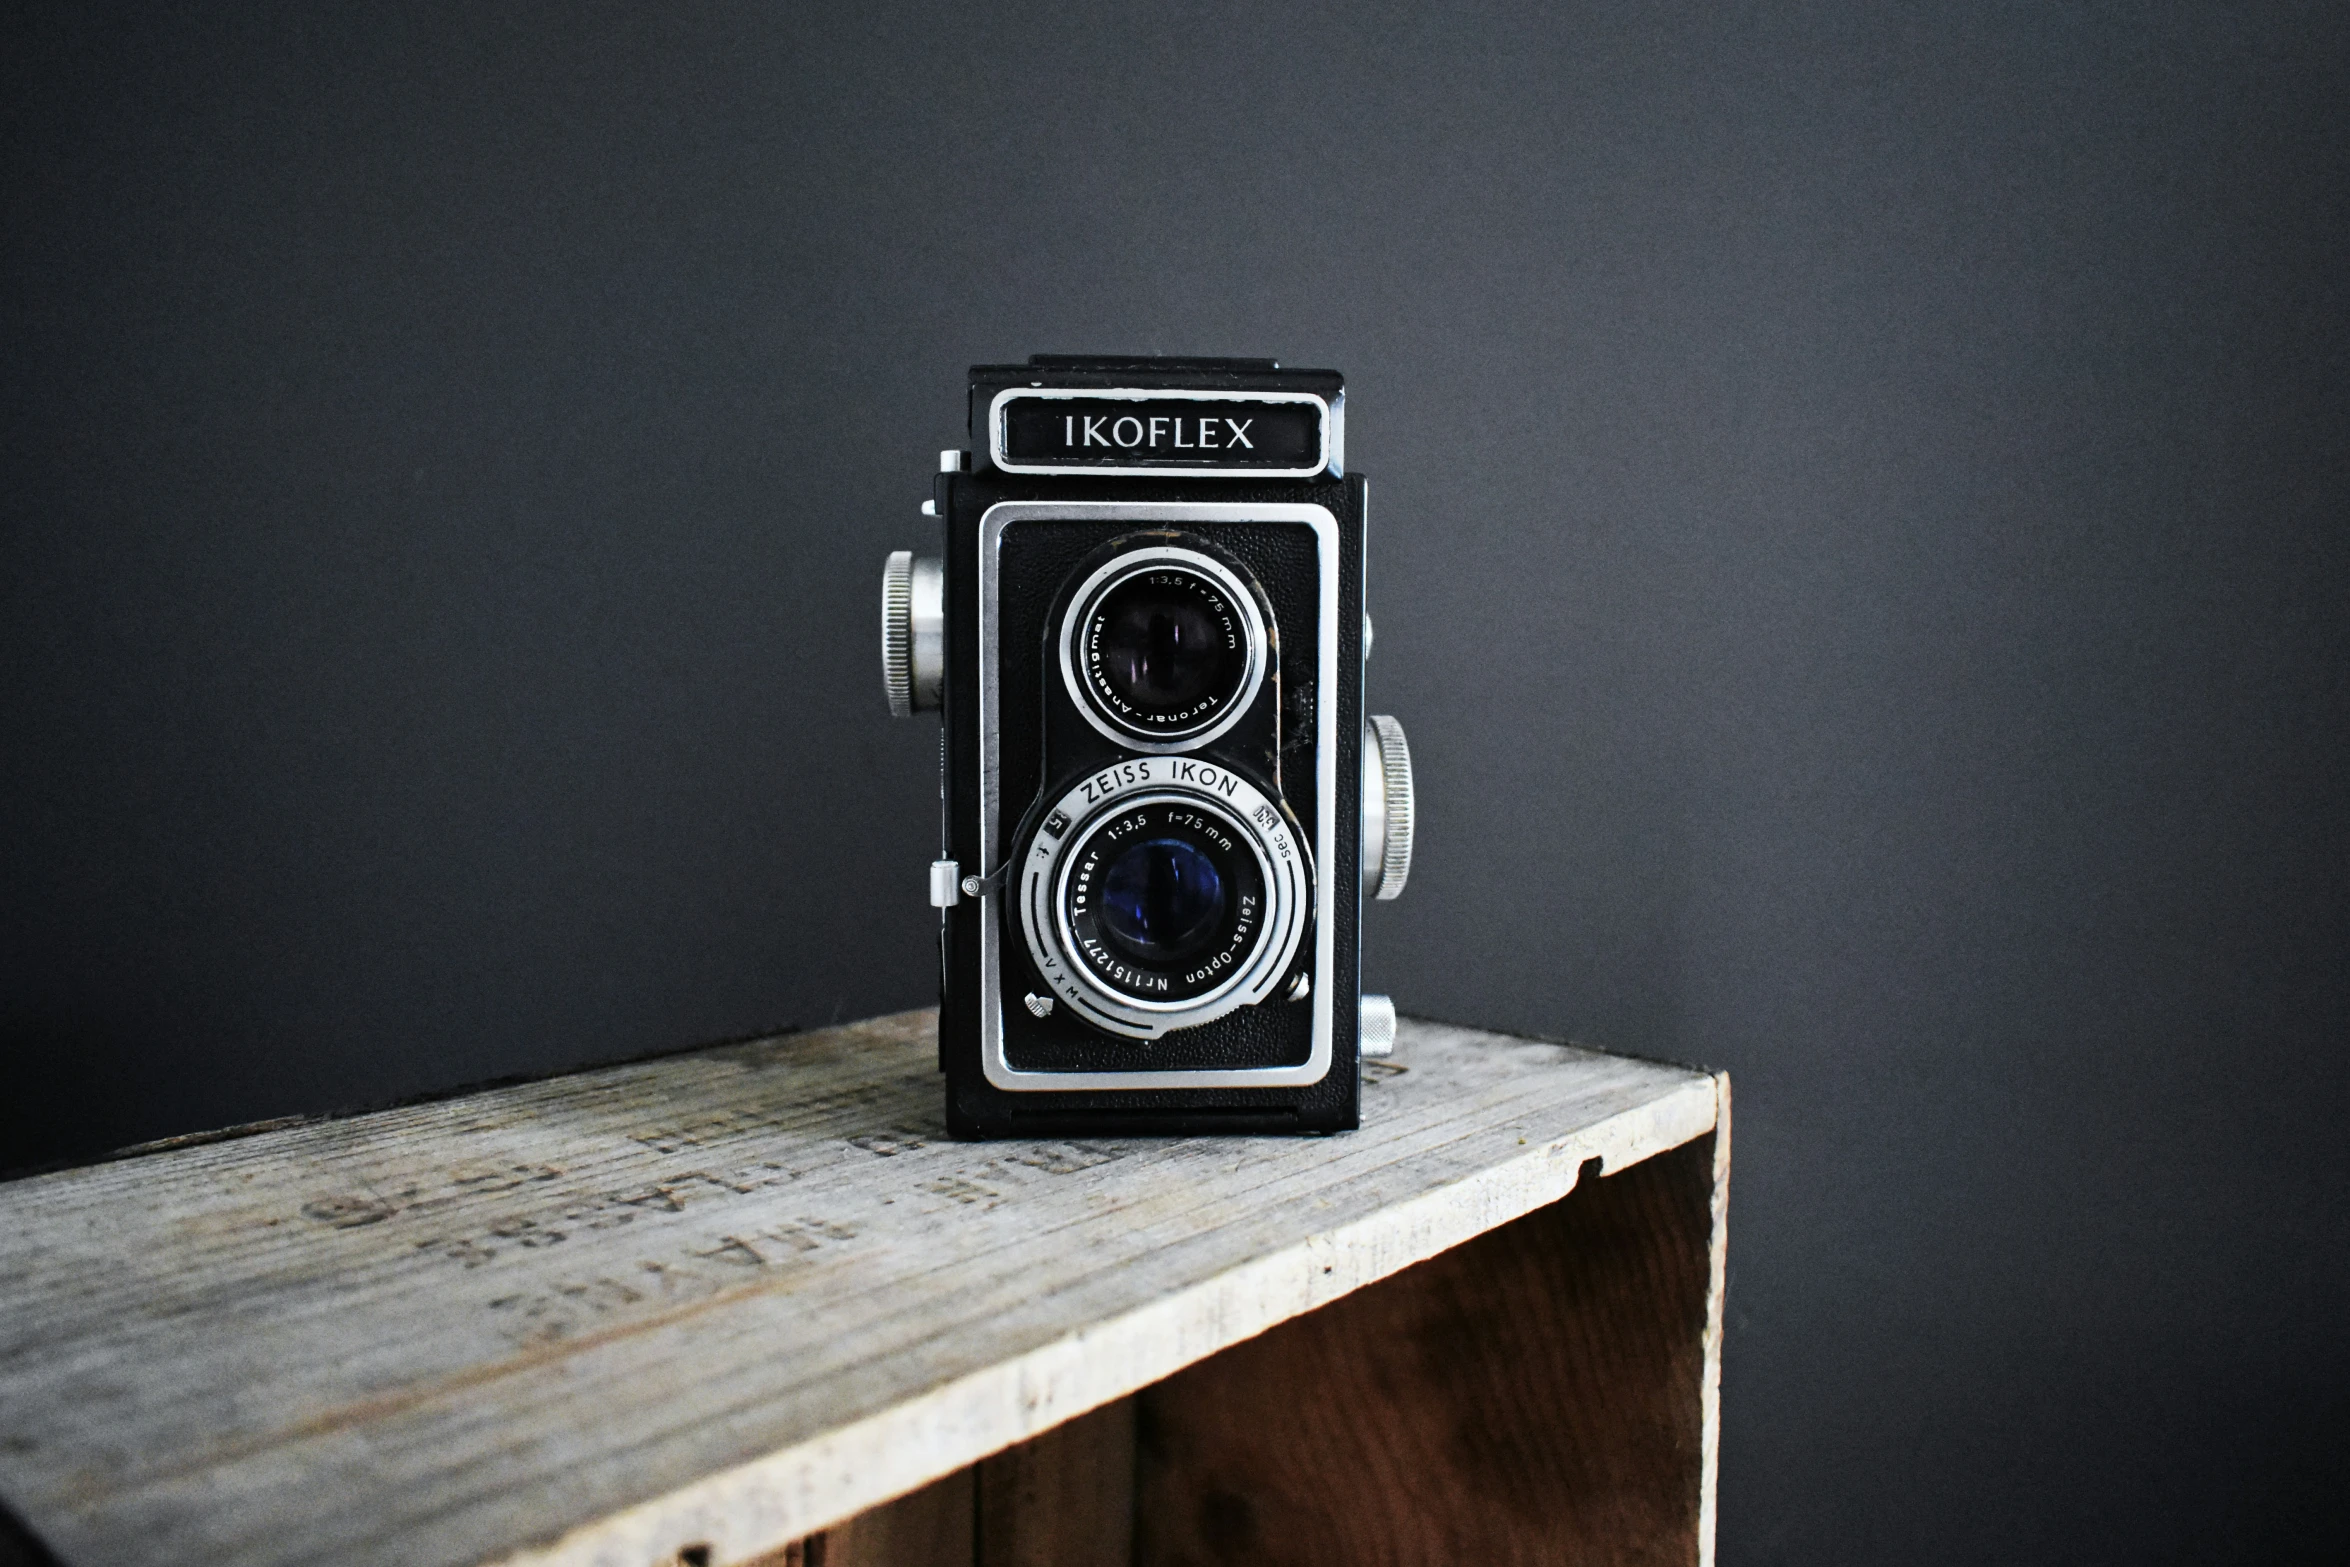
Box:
5 2 2345 1560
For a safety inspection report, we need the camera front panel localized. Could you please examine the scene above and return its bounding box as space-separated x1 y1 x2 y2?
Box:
939 481 1367 1139
980 502 1340 1085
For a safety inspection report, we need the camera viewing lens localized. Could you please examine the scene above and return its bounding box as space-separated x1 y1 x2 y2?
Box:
1098 837 1227 961
1094 576 1237 722
1065 549 1266 747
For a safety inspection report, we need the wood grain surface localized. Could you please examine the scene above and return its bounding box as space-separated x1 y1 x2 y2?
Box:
0 1011 1720 1567
1135 1131 1726 1566
760 1467 975 1567
978 1398 1135 1567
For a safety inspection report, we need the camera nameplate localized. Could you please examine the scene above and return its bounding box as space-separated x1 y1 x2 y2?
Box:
977 501 1340 1092
989 388 1336 479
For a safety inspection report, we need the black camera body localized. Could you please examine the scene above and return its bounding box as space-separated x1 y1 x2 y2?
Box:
883 356 1412 1139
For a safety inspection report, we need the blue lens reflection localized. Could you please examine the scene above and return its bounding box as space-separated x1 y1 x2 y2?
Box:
1098 837 1226 959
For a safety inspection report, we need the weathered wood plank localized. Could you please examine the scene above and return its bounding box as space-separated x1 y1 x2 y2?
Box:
977 1399 1134 1567
1135 1123 1728 1566
782 1467 975 1567
0 1011 1719 1567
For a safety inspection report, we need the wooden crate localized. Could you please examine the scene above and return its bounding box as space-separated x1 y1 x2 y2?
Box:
0 1011 1729 1567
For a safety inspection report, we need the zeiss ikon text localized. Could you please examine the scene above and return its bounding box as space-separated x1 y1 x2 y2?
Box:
882 356 1414 1138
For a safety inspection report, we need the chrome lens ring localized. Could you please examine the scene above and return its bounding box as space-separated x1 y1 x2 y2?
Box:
1054 792 1273 1014
1057 546 1269 754
1018 765 1308 1039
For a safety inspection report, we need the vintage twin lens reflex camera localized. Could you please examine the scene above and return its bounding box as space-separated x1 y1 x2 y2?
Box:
882 356 1414 1138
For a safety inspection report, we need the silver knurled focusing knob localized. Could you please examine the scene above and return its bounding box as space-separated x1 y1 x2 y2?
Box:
1360 993 1398 1058
1360 714 1415 900
881 551 945 717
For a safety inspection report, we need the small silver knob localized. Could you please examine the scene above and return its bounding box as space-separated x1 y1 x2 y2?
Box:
1360 994 1397 1058
1360 714 1414 900
881 552 946 717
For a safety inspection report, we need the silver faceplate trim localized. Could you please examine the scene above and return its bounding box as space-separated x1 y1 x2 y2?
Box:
978 500 1341 1092
988 388 1338 479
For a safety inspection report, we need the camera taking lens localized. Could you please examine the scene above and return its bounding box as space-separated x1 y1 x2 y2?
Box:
1098 837 1225 959
1057 796 1271 1009
1018 767 1307 1038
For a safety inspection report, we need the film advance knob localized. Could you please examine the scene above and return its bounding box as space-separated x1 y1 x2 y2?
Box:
880 552 946 717
1361 714 1415 901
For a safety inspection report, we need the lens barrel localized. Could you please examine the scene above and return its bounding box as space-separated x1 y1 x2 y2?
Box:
1060 798 1268 1006
1018 772 1309 1039
1060 547 1267 751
